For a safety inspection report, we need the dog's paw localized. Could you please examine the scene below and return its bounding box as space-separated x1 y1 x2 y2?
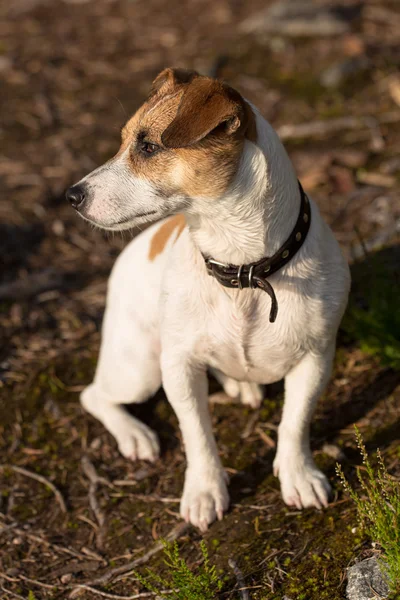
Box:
116 417 160 462
180 468 230 531
273 455 331 510
238 382 263 409
222 378 263 409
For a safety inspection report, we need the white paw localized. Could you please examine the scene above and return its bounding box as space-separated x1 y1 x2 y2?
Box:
221 378 263 409
238 382 263 409
116 417 160 462
180 468 230 531
273 455 331 510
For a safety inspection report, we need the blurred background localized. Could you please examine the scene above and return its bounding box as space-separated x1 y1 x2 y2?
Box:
0 1 399 599
1 0 399 377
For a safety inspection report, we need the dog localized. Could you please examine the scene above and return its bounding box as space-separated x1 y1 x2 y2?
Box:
66 68 350 531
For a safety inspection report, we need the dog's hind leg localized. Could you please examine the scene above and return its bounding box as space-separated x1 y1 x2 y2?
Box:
81 381 160 462
81 305 162 462
210 369 263 409
273 342 335 510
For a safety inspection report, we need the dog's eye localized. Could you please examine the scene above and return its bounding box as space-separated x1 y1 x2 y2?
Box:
140 141 159 156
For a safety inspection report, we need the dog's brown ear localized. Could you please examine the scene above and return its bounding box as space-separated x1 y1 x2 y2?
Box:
161 78 248 148
150 68 199 96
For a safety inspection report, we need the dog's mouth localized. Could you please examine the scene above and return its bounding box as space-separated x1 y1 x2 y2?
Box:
113 210 158 226
80 209 159 231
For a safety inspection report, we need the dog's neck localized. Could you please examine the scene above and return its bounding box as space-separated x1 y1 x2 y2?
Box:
184 109 301 266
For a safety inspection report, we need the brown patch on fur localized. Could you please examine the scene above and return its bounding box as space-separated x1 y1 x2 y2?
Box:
116 69 258 200
161 78 246 148
148 215 186 261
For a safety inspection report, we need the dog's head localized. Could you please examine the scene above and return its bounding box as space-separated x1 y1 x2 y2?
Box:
66 68 257 230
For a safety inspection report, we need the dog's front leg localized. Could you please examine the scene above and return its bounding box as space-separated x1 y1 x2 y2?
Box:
273 343 335 510
161 354 229 531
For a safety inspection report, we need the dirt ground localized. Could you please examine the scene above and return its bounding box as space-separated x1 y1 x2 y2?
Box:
0 0 400 598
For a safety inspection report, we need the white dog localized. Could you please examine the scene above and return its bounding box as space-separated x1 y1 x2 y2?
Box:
67 68 350 531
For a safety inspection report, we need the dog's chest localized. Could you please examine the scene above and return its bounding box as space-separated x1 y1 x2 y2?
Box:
204 291 302 383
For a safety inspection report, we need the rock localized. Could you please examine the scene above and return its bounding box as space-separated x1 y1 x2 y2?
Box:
346 557 390 600
239 1 363 38
322 443 347 461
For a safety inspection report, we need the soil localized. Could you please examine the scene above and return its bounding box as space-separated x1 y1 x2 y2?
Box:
0 0 399 599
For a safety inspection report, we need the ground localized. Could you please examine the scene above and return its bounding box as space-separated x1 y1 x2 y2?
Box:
0 0 400 598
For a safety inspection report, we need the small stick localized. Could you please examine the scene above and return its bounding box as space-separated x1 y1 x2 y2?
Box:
0 465 67 513
277 111 399 142
1 572 56 591
3 524 95 561
16 574 56 590
256 427 276 448
1 586 26 600
81 456 109 548
117 494 180 504
232 504 274 511
82 455 113 488
0 269 63 300
69 522 190 598
241 411 260 439
68 584 169 599
228 558 250 600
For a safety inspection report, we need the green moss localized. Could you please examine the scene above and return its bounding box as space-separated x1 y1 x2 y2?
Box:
342 247 400 369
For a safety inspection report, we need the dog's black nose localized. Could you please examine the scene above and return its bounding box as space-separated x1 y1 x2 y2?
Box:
66 185 86 210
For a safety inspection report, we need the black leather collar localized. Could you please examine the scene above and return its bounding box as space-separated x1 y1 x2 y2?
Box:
204 181 311 324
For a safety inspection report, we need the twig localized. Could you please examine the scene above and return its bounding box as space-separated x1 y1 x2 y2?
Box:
121 494 180 504
51 561 101 579
209 391 238 405
69 522 190 598
1 586 25 600
0 465 67 513
0 269 64 300
241 411 260 439
0 521 97 562
1 572 56 591
353 225 369 260
82 455 113 488
13 574 56 590
277 111 400 142
351 219 400 260
81 456 110 549
232 503 274 511
68 584 169 599
228 559 249 600
255 427 276 448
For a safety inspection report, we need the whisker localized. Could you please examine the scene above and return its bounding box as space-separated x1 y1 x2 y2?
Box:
113 96 128 119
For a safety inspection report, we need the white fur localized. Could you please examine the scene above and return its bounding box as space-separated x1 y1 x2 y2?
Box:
78 106 350 531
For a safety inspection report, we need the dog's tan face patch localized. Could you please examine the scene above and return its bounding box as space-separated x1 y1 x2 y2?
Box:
119 69 256 199
148 214 186 261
